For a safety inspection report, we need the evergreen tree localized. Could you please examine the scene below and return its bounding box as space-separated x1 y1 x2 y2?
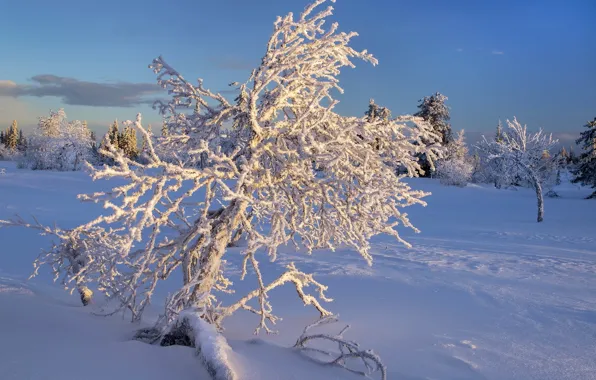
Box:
495 119 504 143
126 125 139 159
414 92 452 144
6 120 19 151
0 131 4 146
99 120 120 164
17 129 27 152
365 98 391 122
568 146 577 165
118 125 139 159
161 121 168 137
571 117 596 198
559 146 568 161
363 99 390 150
413 92 451 176
89 130 99 161
141 124 152 152
108 120 119 147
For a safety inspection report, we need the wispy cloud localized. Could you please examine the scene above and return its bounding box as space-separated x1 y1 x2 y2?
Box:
491 50 505 55
456 48 464 53
0 75 162 107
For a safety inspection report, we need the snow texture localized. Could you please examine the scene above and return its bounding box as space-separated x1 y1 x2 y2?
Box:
1 159 595 380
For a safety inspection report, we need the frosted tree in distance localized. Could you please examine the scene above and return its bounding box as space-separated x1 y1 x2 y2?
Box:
436 129 473 187
477 117 557 222
24 109 95 171
1 2 440 377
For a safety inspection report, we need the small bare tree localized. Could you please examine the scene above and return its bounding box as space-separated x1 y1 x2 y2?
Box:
477 117 557 222
1 1 441 367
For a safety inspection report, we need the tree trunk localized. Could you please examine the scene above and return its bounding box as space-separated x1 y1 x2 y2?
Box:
66 240 93 306
78 286 93 306
528 171 544 222
187 200 248 308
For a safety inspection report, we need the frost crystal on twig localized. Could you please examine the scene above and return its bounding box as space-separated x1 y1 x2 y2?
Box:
294 315 387 380
0 0 441 343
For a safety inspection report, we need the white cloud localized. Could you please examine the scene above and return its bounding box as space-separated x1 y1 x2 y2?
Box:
456 48 464 53
491 50 505 55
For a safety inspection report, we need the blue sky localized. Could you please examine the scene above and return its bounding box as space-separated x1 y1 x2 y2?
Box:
0 0 594 146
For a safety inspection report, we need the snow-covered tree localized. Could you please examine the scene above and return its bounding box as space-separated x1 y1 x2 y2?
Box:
413 92 451 176
0 144 10 161
436 129 473 187
24 109 95 171
476 117 557 222
119 124 139 159
474 120 516 188
495 119 504 143
571 117 596 198
414 92 451 144
363 99 391 151
17 129 27 152
5 120 19 151
3 2 441 369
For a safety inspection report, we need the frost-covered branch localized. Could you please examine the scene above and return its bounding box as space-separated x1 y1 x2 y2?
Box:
6 0 442 346
294 315 386 380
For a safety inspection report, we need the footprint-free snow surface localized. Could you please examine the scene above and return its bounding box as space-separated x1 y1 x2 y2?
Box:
1 161 595 380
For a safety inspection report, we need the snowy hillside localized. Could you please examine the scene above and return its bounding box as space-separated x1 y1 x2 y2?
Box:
1 160 595 380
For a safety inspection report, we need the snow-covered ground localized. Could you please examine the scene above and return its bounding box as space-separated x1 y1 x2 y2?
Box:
1 161 595 380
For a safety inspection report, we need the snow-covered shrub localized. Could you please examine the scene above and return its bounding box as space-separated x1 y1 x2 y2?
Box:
436 159 473 187
1 3 442 375
0 144 11 160
435 130 473 187
23 109 95 171
476 117 557 222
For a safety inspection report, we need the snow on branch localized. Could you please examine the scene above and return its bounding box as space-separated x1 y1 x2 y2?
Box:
4 0 442 349
294 315 387 380
476 117 558 222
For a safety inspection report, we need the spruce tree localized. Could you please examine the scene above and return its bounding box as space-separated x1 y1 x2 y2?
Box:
141 124 152 152
414 92 452 144
364 99 391 150
108 120 119 148
17 130 26 152
413 92 451 176
0 131 4 146
559 146 568 163
6 120 19 151
571 117 596 198
495 119 504 143
126 125 139 159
